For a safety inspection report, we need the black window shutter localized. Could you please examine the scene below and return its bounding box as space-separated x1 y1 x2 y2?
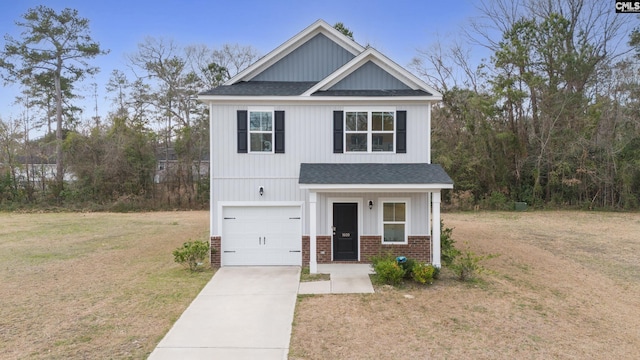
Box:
274 111 285 153
237 110 248 153
333 111 344 153
396 110 407 153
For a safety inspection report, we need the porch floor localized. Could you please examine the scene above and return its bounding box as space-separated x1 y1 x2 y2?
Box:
298 264 374 294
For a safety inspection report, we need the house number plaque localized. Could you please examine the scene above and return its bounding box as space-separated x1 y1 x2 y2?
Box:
342 232 351 237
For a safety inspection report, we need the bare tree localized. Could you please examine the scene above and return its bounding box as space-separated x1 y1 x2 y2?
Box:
128 38 257 205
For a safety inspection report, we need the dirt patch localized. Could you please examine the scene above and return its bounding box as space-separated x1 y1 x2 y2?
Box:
290 211 640 359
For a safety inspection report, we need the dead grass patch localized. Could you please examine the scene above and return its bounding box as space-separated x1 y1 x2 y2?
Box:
290 211 640 359
0 211 212 359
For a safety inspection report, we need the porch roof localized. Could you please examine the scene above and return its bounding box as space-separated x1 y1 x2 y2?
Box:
298 163 453 191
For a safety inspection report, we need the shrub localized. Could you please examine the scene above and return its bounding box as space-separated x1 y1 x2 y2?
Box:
449 249 498 281
432 265 441 280
411 262 436 284
399 257 417 279
173 240 210 271
370 252 395 267
441 220 460 267
482 191 511 210
373 258 406 285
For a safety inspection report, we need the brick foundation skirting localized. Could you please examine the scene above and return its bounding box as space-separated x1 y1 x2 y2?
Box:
361 235 431 263
213 234 431 268
210 236 221 268
302 236 332 266
302 235 431 265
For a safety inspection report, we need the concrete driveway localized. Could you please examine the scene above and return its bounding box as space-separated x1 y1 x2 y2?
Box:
148 266 300 360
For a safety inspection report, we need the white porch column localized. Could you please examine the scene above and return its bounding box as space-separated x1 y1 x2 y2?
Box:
309 191 318 274
432 191 442 268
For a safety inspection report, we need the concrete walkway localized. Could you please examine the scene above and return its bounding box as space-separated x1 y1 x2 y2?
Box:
148 264 375 359
148 266 300 360
298 263 375 294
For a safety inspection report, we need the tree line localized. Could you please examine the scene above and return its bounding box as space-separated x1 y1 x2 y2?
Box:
1 2 639 211
0 6 256 210
412 0 639 210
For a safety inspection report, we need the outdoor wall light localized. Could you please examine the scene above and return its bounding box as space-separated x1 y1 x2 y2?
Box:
259 186 264 196
368 200 373 210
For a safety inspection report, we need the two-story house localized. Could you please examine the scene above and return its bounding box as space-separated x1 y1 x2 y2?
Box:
198 20 453 273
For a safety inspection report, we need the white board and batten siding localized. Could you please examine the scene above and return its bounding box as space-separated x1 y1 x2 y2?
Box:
210 104 432 177
210 103 433 236
316 192 431 236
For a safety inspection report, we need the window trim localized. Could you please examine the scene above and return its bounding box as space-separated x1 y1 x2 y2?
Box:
379 197 410 244
343 107 396 153
248 107 275 154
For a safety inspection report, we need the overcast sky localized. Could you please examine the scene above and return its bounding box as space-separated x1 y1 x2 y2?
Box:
0 0 481 130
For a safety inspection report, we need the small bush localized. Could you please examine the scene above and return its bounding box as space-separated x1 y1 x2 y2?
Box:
399 257 417 279
441 220 460 267
373 258 406 285
173 240 210 271
411 263 436 284
432 265 441 279
370 252 395 267
482 191 511 210
449 249 498 281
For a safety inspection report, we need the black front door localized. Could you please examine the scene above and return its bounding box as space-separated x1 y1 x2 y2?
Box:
333 203 358 261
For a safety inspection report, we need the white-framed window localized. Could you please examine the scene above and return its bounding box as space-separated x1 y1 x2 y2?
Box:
249 109 274 153
380 198 410 244
345 109 395 152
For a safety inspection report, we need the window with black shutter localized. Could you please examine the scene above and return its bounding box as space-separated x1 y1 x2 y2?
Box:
237 110 248 153
237 109 285 154
333 111 344 153
274 111 285 153
396 110 406 153
336 109 406 153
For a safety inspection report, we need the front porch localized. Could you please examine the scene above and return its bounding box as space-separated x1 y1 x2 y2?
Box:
299 163 453 274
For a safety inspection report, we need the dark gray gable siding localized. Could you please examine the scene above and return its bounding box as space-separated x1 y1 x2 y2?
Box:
329 61 411 91
299 163 454 185
252 33 356 82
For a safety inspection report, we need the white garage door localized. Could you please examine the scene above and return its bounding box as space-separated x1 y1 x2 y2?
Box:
222 206 302 266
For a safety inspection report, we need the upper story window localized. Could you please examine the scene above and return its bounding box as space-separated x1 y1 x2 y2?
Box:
249 110 273 153
237 109 285 154
344 110 395 152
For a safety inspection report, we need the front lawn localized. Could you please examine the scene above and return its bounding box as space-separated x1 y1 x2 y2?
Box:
289 211 640 359
0 211 213 359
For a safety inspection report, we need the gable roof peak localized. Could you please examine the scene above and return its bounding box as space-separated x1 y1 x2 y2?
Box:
302 47 443 98
224 19 365 85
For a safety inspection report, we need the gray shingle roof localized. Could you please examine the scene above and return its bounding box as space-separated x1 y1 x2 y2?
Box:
199 82 432 97
299 163 453 185
311 89 432 97
199 81 317 96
